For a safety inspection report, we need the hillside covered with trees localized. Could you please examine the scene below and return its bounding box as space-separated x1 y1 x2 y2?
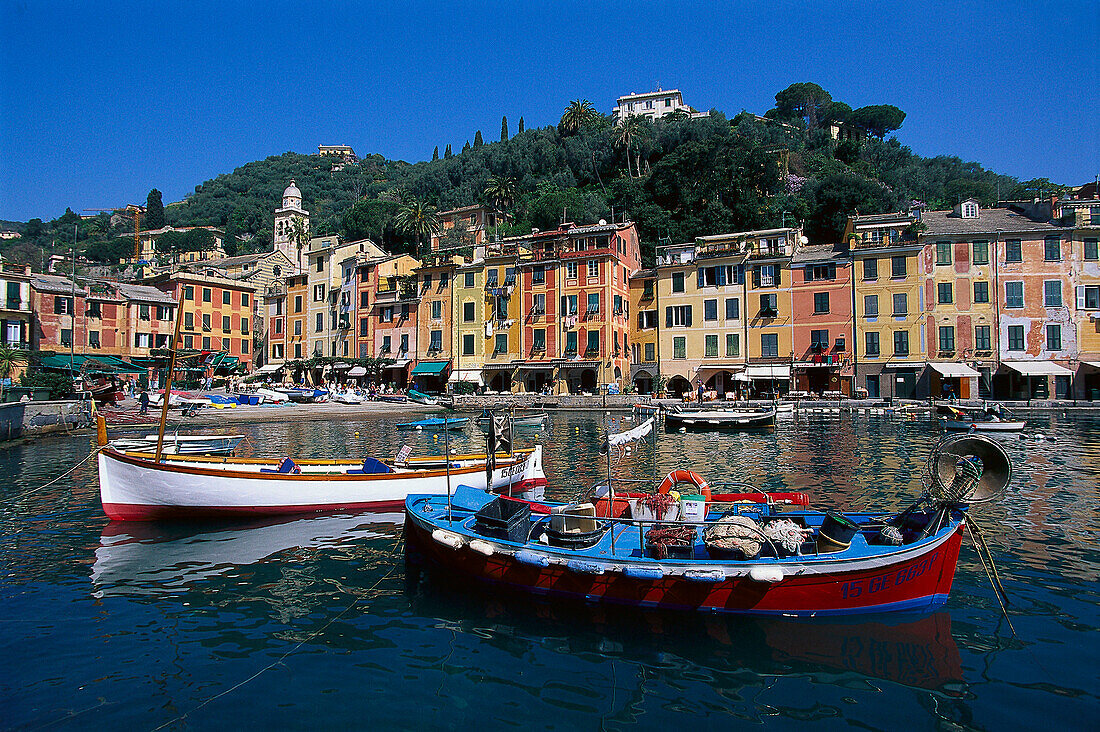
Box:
3 83 1064 269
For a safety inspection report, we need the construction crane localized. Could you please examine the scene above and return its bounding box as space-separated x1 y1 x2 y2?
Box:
84 205 144 259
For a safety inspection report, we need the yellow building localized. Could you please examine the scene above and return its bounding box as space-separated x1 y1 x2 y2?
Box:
480 240 525 392
411 254 462 392
846 211 926 399
628 269 658 394
742 228 799 395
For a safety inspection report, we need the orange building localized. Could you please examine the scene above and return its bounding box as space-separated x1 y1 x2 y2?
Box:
790 243 854 395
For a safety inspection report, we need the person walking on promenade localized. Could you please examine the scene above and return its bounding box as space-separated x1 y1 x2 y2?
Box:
139 391 149 416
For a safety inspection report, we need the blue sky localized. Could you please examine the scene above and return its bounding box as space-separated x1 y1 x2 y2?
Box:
1 0 1097 222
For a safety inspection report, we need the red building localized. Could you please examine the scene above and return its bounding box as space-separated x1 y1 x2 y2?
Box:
790 243 855 395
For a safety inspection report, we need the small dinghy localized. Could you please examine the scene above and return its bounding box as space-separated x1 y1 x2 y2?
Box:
665 406 776 429
396 417 469 431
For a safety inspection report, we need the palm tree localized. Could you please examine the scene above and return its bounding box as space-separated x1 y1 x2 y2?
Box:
394 200 441 254
287 217 309 272
559 99 598 135
484 176 518 211
0 344 28 400
615 116 641 178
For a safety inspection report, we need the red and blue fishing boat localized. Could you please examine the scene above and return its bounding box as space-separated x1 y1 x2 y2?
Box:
404 429 1011 617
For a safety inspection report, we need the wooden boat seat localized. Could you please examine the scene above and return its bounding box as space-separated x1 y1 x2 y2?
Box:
260 458 301 474
346 457 394 475
550 503 597 534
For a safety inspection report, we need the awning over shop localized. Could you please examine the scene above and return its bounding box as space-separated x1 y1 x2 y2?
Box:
744 365 791 379
448 369 484 385
383 359 410 369
37 354 145 374
695 366 742 382
555 360 601 369
256 364 282 374
1001 361 1073 377
1082 361 1100 369
481 362 517 371
927 362 980 378
410 360 450 376
332 362 352 370
347 366 367 377
517 362 555 370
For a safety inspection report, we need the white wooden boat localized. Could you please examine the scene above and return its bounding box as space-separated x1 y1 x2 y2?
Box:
331 390 365 404
108 434 245 455
254 388 290 403
97 445 545 521
943 418 1026 432
477 411 549 428
666 407 776 429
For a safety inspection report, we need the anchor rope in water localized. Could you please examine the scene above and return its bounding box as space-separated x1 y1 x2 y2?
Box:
964 514 1016 637
1 444 106 505
152 561 401 731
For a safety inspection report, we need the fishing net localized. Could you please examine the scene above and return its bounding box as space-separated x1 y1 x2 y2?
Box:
645 526 696 559
703 515 763 559
762 519 807 555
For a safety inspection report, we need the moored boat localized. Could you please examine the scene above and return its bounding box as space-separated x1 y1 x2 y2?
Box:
108 433 245 455
665 407 776 429
397 416 469 431
942 404 1025 432
476 411 548 428
407 389 438 405
405 434 1011 616
97 444 544 521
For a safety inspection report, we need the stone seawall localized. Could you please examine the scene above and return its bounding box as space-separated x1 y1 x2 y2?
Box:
0 399 94 442
449 394 654 412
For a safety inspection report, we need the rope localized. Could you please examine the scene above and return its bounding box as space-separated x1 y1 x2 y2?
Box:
152 561 400 731
964 515 1016 638
1 444 105 504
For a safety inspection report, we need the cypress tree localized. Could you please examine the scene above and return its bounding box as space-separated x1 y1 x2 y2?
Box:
462 140 471 152
444 144 452 159
473 130 484 147
501 116 508 141
145 189 165 230
518 117 525 134
432 146 439 161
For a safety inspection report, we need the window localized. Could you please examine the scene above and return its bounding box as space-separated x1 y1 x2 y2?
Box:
891 256 907 278
756 265 776 287
1085 239 1099 261
184 286 194 301
1005 281 1024 308
638 311 657 329
275 319 283 335
704 334 718 357
486 269 498 286
222 315 231 332
316 257 324 273
813 292 829 313
1092 207 1100 226
271 344 283 360
612 295 623 314
381 335 391 354
462 333 475 355
422 273 432 290
1044 281 1062 307
938 326 955 353
202 288 211 303
704 299 718 321
494 333 508 354
464 271 475 288
222 290 231 305
565 262 578 280
504 268 516 286
139 304 150 320
973 281 989 303
865 332 880 356
88 330 100 347
565 331 578 354
431 300 443 319
666 305 692 327
313 284 325 302
937 282 953 304
400 334 409 353
698 264 739 287
1044 236 1061 261
587 259 599 278
761 333 779 358
644 342 655 362
972 241 989 266
1005 239 1022 262
381 306 394 323
863 258 878 280
315 313 323 332
155 334 169 348
133 332 150 348
429 330 442 351
671 271 685 292
463 301 475 322
975 325 991 351
725 298 739 320
532 265 545 284
241 317 249 334
935 241 951 266
1007 325 1024 351
810 329 829 350
894 330 909 355
866 375 880 398
294 320 302 336
962 202 978 218
203 336 211 350
586 293 600 314
242 292 249 308
1081 285 1100 309
202 313 211 331
759 294 778 316
241 340 249 354
294 295 303 313
725 333 740 357
586 330 600 354
673 336 686 359
864 295 879 317
532 329 546 352
806 264 836 281
561 295 578 316
222 337 231 352
157 305 172 321
1047 324 1061 351
54 296 73 315
359 317 368 336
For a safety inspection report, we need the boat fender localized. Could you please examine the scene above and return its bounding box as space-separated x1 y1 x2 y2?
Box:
621 565 665 580
748 566 784 583
515 549 551 567
658 469 712 501
431 529 466 550
468 539 495 556
684 568 725 582
566 559 606 575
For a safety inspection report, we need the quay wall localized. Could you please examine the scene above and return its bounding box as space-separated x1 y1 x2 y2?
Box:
0 399 94 442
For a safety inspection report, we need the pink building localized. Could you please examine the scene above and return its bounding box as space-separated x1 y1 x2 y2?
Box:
790 244 855 395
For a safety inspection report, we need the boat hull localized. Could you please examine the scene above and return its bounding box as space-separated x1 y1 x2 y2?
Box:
943 419 1025 432
405 506 964 616
98 446 544 521
666 409 776 429
108 435 245 455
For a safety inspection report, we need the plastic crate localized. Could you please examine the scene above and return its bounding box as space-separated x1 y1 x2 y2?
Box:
474 496 532 543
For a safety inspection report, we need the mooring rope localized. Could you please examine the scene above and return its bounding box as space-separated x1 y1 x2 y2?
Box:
965 514 1016 637
1 444 106 505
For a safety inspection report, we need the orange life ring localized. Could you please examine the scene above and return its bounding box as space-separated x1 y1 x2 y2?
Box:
658 469 712 501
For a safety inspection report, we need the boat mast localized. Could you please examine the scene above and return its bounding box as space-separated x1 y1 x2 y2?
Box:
154 292 187 462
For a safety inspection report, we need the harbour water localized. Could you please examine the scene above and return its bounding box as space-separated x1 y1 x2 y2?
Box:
1 412 1098 729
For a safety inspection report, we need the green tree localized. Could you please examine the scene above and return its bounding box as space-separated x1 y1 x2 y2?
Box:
287 217 310 268
0 344 28 399
484 176 518 214
501 116 509 141
432 146 439 161
559 99 598 135
393 200 440 254
462 140 471 152
773 82 833 128
222 217 240 257
145 189 166 229
616 116 648 178
848 105 906 138
24 218 44 241
518 117 524 134
444 144 453 159
474 130 484 147
342 197 401 245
